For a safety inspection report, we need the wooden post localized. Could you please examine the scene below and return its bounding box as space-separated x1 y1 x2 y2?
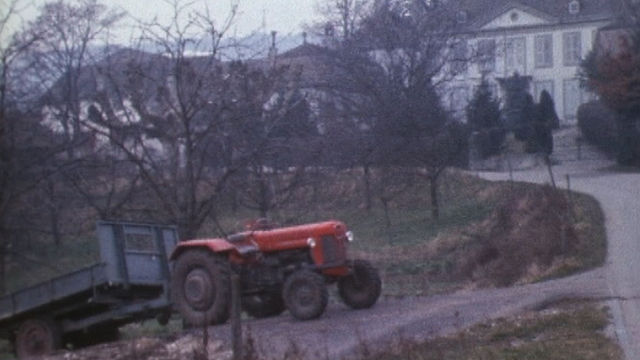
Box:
231 275 243 360
202 319 209 359
576 137 582 160
544 155 556 188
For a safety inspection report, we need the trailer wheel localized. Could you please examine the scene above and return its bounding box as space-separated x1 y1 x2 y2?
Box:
242 292 286 318
283 270 328 320
172 250 231 326
338 260 381 309
15 318 61 359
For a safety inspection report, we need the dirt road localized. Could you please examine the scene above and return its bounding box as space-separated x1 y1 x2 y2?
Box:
208 268 609 360
46 266 611 360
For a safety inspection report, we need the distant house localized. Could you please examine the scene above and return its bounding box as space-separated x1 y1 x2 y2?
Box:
439 0 629 124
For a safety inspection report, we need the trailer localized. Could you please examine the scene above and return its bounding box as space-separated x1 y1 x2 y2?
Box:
0 221 178 359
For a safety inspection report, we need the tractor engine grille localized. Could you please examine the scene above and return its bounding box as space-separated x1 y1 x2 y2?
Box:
321 235 346 265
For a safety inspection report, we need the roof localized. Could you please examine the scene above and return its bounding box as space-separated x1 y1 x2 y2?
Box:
280 43 329 59
445 0 627 31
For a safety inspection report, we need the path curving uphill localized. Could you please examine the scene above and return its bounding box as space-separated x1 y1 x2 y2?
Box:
479 160 640 360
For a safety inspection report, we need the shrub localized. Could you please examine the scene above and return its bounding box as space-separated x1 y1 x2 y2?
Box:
614 112 640 166
539 90 560 130
525 93 554 155
577 101 618 158
577 102 640 167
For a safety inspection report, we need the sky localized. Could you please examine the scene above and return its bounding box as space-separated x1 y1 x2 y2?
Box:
3 0 320 45
111 0 319 37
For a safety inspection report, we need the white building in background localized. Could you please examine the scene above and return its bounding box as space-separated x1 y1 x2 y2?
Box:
440 0 628 124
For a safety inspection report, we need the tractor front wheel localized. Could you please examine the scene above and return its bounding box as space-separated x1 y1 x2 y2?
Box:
283 270 328 320
171 250 231 327
338 260 381 309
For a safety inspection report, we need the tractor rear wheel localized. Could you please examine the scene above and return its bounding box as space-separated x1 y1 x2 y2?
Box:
171 250 231 326
242 292 286 318
283 270 328 320
338 260 381 309
15 318 61 359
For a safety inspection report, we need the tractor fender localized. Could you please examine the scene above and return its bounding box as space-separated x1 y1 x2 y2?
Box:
169 239 234 260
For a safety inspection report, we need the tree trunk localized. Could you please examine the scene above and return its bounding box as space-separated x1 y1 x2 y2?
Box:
429 175 439 219
364 164 372 211
179 223 199 242
47 179 63 246
0 247 5 295
380 196 393 244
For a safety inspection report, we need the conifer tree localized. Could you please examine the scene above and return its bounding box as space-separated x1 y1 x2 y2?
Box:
466 77 503 158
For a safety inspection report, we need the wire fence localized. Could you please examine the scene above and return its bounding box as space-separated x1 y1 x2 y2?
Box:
469 130 611 173
550 139 611 163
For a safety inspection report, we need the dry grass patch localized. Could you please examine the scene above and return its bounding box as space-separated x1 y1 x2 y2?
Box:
371 300 623 360
352 180 607 296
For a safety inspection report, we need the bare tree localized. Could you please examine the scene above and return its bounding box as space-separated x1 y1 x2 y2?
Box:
23 0 124 147
228 63 320 220
80 0 248 239
10 0 124 245
0 0 59 293
322 1 468 219
311 0 373 43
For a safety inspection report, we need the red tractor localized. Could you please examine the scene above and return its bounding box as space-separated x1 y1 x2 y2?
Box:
170 220 381 325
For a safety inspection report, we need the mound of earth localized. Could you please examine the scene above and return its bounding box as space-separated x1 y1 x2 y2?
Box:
456 185 579 287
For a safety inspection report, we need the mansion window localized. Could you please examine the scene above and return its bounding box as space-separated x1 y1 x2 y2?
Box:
505 37 526 75
563 32 582 66
451 40 468 74
477 39 496 73
535 35 553 68
449 85 469 115
563 78 583 119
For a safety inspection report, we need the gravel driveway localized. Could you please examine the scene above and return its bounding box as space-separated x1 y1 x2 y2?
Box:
210 268 609 360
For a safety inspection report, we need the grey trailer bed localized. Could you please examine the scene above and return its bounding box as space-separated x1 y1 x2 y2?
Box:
0 220 178 359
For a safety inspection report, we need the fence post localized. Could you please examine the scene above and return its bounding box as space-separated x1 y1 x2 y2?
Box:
231 274 243 360
544 155 556 188
576 137 583 160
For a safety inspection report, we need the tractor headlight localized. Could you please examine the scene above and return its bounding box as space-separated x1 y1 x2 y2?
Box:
307 238 317 248
346 231 354 242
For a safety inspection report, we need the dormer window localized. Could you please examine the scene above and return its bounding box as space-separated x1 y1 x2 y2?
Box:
569 0 580 14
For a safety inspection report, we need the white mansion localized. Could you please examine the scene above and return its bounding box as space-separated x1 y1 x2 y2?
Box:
442 0 629 124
